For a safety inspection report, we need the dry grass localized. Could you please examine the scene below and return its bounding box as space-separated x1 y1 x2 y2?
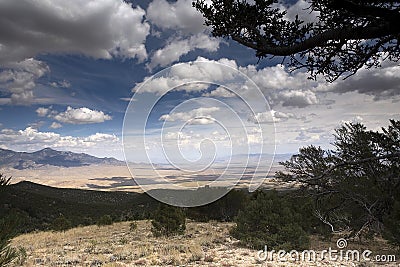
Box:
11 220 253 266
10 221 399 266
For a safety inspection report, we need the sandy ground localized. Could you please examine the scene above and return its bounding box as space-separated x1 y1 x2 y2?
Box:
1 164 291 192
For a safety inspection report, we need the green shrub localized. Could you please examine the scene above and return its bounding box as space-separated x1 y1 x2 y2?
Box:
0 175 19 266
51 215 71 232
0 214 19 266
231 190 310 250
151 204 186 237
96 215 113 226
129 221 138 231
187 189 249 222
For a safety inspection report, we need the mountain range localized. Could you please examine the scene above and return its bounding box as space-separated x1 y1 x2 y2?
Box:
0 147 124 169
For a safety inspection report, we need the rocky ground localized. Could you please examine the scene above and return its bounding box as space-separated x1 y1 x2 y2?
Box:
11 221 399 266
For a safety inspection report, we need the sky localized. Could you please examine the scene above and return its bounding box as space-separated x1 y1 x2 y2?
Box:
0 0 399 163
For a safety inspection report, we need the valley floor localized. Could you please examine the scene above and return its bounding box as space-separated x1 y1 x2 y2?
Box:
10 221 398 267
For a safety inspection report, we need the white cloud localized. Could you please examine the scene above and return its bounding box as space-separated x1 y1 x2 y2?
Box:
53 106 112 124
50 122 62 129
202 87 236 98
135 57 322 108
148 33 220 69
146 0 221 70
0 58 49 105
84 132 119 143
133 57 238 95
250 111 276 124
0 127 121 158
240 64 312 91
239 64 324 107
36 107 51 117
340 115 364 125
250 110 300 124
327 63 400 99
0 0 150 64
147 0 206 34
159 107 219 125
279 90 318 108
50 80 71 88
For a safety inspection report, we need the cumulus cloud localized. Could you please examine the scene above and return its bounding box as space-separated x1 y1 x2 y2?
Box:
240 64 313 91
50 122 62 129
0 0 150 64
85 132 119 143
134 57 322 108
279 90 318 108
143 56 400 107
0 58 49 105
340 115 364 125
146 0 221 70
147 0 206 34
53 106 112 124
133 57 238 95
327 63 400 99
50 80 71 88
159 107 219 125
250 110 300 124
239 64 324 107
202 87 236 98
36 107 51 117
148 33 220 69
0 127 120 157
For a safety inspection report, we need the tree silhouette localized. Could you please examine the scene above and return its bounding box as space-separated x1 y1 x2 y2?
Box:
194 0 400 81
276 120 400 240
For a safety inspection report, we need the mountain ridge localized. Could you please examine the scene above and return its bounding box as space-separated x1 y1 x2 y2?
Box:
0 147 124 169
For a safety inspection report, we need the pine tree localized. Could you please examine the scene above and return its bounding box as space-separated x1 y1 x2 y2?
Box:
151 204 186 237
0 174 18 266
231 190 310 250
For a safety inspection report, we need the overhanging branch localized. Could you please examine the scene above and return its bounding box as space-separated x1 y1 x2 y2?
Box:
308 152 400 182
232 23 399 57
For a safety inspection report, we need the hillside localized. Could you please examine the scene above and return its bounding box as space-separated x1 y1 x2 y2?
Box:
0 147 123 169
0 181 157 233
3 182 399 266
0 181 246 233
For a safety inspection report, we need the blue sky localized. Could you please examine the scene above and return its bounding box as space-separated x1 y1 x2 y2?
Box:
0 0 399 162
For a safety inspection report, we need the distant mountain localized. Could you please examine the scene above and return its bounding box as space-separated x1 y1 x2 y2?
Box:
0 147 124 169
